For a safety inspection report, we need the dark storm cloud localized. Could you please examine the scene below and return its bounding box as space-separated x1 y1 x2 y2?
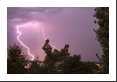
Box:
7 7 63 22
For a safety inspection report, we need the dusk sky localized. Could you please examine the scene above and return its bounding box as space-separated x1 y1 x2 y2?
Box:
7 7 103 62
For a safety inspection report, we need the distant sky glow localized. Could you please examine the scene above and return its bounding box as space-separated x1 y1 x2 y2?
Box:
7 7 103 62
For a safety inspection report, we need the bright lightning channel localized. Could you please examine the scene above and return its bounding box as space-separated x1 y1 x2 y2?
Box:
16 24 34 61
42 27 56 49
16 21 56 61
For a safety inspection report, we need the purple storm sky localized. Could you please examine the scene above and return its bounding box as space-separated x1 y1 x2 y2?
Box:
7 7 103 62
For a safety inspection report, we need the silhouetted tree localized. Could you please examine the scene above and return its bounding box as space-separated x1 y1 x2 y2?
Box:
60 44 70 57
42 39 52 56
60 55 81 73
42 39 100 74
7 43 28 74
59 55 98 74
27 60 51 74
94 7 109 73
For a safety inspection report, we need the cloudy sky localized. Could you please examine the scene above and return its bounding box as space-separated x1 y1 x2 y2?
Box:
7 7 103 62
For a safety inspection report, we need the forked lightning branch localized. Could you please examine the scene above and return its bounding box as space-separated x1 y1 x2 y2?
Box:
16 21 56 60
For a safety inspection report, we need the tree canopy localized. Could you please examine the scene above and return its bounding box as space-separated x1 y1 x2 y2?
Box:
7 41 99 74
94 7 109 73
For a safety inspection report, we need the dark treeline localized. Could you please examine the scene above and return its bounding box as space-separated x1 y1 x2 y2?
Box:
7 42 99 74
7 7 109 74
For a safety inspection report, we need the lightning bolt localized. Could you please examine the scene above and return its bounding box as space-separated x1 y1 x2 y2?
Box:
16 24 34 61
42 27 56 49
16 21 56 61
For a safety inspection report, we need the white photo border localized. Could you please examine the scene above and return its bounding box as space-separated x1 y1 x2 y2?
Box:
0 0 116 81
